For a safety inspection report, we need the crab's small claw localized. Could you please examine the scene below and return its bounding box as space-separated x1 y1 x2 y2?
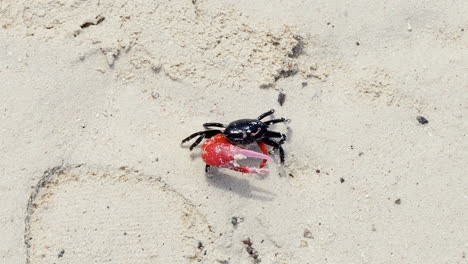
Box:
201 134 272 174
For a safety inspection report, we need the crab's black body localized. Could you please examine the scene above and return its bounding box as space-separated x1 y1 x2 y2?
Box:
223 119 268 145
182 109 288 167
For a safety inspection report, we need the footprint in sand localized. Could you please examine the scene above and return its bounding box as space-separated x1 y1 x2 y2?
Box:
24 165 217 264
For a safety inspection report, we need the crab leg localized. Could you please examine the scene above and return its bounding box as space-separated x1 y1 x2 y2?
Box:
257 142 268 169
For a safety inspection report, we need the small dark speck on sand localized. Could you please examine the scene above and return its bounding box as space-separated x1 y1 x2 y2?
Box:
80 15 105 29
58 249 65 258
395 198 401 205
151 91 160 99
231 216 243 227
301 82 308 87
242 238 260 262
315 169 320 173
417 116 428 124
340 178 345 183
303 229 314 239
356 41 360 46
278 92 286 106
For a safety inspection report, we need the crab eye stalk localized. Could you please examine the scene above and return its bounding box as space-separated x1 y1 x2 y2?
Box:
250 127 262 136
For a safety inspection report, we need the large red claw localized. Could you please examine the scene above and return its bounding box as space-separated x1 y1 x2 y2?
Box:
201 134 273 174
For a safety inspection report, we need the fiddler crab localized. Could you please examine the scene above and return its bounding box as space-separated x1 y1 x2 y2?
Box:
181 109 288 174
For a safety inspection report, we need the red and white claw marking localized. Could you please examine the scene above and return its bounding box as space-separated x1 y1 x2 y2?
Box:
202 134 273 174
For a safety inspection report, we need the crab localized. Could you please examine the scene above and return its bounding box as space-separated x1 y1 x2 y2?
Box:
181 109 288 174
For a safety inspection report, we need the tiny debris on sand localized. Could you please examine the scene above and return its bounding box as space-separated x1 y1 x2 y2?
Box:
231 216 244 227
303 229 314 239
242 238 260 263
151 91 160 99
299 240 308 247
278 92 286 106
80 15 105 29
417 116 429 125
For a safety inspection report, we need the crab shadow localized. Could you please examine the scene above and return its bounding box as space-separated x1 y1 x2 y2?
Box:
205 170 276 201
189 152 200 161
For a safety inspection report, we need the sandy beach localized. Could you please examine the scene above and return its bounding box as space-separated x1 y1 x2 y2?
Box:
1 0 467 263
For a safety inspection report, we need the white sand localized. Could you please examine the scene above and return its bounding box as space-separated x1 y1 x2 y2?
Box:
1 0 467 263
